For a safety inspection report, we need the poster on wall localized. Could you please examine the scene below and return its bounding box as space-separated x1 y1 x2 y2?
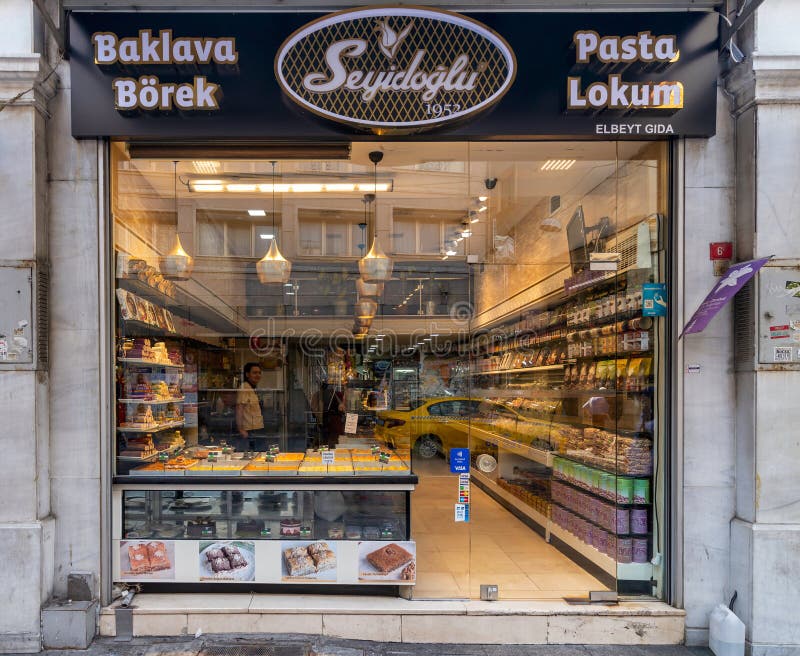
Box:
198 541 255 581
281 540 339 581
358 541 416 583
119 540 176 581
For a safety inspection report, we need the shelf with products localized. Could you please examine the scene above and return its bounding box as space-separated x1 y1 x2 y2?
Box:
470 469 550 534
472 468 651 579
118 397 185 404
116 446 181 463
118 271 243 336
117 420 186 434
120 446 412 478
118 358 184 369
454 421 554 467
553 451 653 481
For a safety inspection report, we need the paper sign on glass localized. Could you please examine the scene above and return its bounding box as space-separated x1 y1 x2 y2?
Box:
344 413 359 434
449 448 470 473
642 283 667 317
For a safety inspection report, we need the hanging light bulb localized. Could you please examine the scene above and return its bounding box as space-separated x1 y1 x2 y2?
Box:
160 161 194 280
257 161 292 284
359 151 393 283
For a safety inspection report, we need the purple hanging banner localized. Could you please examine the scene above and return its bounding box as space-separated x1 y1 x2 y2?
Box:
681 256 772 336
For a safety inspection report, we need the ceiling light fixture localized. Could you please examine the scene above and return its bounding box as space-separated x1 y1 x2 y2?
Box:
160 160 194 281
356 298 378 319
359 151 393 284
187 178 393 194
256 161 292 284
541 159 576 171
192 160 220 174
356 278 384 299
259 233 274 240
248 209 266 217
541 195 563 233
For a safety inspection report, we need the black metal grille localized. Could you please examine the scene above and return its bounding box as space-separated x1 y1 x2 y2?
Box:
200 644 309 656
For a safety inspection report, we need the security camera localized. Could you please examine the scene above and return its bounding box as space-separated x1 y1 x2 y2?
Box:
484 178 497 190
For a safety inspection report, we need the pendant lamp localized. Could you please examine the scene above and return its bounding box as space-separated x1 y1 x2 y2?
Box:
356 298 378 319
160 161 194 280
359 151 393 283
257 161 292 284
356 278 384 299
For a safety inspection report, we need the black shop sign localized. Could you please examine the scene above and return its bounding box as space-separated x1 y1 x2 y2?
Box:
69 7 719 139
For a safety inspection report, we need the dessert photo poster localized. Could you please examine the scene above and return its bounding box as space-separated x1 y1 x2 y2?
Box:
358 541 416 583
199 541 255 582
281 540 338 582
120 540 176 581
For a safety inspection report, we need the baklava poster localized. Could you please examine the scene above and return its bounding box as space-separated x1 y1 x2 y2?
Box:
281 541 338 582
120 540 176 580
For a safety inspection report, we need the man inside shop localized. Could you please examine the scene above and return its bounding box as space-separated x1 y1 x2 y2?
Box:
236 362 266 452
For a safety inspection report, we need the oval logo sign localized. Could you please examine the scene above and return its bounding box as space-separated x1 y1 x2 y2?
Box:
275 6 516 133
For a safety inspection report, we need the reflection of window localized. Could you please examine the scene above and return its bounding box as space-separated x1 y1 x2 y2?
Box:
198 219 225 256
298 209 363 257
392 208 466 255
197 212 282 257
428 401 454 417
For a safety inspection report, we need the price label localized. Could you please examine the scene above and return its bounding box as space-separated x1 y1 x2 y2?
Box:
344 412 359 434
322 450 335 465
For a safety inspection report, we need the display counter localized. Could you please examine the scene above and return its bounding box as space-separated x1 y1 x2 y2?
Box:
113 481 416 586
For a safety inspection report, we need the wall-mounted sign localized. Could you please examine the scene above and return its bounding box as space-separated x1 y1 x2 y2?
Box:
69 10 718 138
681 256 773 336
276 7 515 134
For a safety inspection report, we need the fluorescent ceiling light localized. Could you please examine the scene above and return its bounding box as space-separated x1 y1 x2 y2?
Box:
259 233 275 240
189 179 392 193
478 196 488 202
248 209 266 217
477 205 488 212
541 159 576 171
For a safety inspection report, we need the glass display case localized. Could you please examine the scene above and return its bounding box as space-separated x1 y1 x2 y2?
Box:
121 488 409 542
114 486 415 586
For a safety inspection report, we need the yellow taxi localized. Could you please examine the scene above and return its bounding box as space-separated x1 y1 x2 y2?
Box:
375 397 521 459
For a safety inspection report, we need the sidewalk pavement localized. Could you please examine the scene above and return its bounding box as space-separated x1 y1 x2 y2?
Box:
31 634 713 656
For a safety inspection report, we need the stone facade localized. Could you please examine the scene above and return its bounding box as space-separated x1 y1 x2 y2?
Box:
1 0 799 653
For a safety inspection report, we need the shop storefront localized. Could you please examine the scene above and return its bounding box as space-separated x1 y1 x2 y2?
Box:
67 5 719 602
31 0 800 650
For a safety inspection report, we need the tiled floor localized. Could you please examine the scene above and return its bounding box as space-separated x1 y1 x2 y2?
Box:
410 459 608 600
